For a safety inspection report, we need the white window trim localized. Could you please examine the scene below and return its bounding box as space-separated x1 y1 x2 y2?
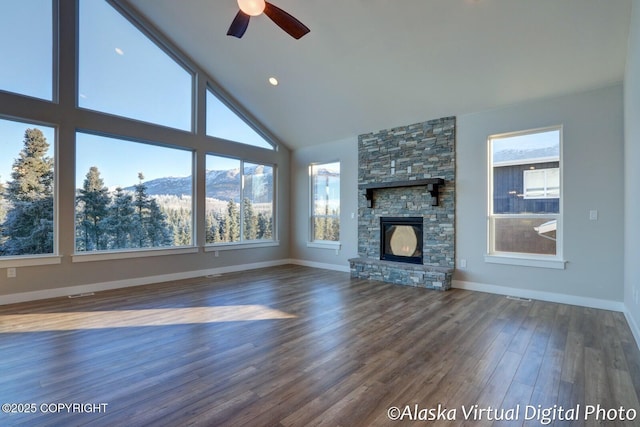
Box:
0 255 62 268
484 253 567 269
204 241 280 251
72 246 198 263
307 241 342 250
487 126 565 269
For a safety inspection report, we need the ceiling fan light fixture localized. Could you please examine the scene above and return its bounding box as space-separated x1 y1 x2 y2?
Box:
237 0 265 16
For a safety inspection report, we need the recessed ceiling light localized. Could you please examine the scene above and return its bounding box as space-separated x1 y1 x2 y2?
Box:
115 47 124 55
268 77 279 86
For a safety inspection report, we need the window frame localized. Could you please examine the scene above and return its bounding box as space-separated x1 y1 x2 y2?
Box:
0 0 282 269
205 86 277 150
73 130 196 257
204 154 277 249
308 161 341 249
485 126 566 269
76 0 196 132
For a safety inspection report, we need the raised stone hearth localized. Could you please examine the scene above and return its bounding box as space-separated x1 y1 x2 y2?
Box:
349 117 455 291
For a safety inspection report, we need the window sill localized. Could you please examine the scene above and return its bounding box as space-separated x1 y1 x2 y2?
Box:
0 255 62 268
204 241 279 252
484 254 566 270
73 246 199 263
307 241 342 250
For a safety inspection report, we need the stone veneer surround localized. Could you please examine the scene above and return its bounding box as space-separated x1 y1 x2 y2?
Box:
349 117 455 290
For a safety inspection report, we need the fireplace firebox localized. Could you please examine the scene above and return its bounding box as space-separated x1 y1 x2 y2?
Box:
380 217 423 264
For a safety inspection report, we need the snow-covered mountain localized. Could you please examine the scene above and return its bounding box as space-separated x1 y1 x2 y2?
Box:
123 166 272 202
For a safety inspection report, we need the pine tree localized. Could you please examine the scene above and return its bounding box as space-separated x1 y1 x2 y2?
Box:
330 209 340 241
218 213 229 242
1 128 54 255
77 166 110 251
0 180 6 250
177 208 192 245
243 198 257 240
107 187 135 249
0 179 5 221
257 212 272 240
132 172 151 247
146 198 172 246
226 200 240 242
206 211 220 243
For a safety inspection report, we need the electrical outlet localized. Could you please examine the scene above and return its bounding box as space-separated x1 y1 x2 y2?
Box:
7 267 16 278
589 210 598 221
459 259 467 269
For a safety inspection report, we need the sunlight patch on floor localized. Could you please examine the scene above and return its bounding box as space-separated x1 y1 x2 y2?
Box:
0 305 297 333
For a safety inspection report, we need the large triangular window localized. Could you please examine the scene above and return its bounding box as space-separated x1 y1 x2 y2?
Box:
206 89 275 150
78 0 193 131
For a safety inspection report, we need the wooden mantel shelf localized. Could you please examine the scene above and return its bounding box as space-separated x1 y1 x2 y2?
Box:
359 178 445 208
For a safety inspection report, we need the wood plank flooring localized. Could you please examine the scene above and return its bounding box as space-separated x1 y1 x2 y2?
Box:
1 265 639 426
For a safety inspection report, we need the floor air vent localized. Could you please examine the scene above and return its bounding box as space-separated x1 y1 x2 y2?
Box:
506 295 532 302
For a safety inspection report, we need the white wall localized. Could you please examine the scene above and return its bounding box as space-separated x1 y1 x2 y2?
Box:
624 0 640 340
290 137 358 270
292 87 626 310
456 85 625 307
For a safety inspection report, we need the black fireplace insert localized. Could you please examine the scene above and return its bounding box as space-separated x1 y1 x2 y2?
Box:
380 217 423 264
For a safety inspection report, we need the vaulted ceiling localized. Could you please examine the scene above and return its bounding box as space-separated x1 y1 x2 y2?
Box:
126 0 632 149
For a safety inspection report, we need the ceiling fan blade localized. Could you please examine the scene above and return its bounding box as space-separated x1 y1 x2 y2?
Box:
263 2 310 39
227 10 251 38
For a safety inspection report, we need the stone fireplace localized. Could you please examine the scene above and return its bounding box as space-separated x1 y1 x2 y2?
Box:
349 117 455 290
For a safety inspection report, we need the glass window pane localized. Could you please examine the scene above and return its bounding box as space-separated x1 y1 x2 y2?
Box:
489 128 561 258
0 0 53 100
206 90 274 150
311 162 340 242
0 118 55 256
492 217 557 255
491 130 560 214
205 155 241 243
75 133 193 251
492 130 560 164
78 0 192 131
243 163 274 241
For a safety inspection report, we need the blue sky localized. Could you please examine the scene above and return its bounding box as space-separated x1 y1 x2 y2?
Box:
1 0 272 190
0 0 52 100
492 129 560 153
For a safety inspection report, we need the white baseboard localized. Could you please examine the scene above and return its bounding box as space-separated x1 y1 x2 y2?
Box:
452 279 625 312
624 307 640 351
287 258 351 273
0 259 292 305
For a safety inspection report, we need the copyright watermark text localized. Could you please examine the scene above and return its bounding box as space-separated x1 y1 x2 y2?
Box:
2 402 108 415
386 404 637 425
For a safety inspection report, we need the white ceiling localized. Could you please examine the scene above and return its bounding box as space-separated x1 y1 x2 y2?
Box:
126 0 632 150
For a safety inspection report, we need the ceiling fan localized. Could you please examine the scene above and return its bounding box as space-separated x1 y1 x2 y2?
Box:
227 0 310 40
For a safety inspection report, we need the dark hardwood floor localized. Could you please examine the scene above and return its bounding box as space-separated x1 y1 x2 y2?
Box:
1 265 639 426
